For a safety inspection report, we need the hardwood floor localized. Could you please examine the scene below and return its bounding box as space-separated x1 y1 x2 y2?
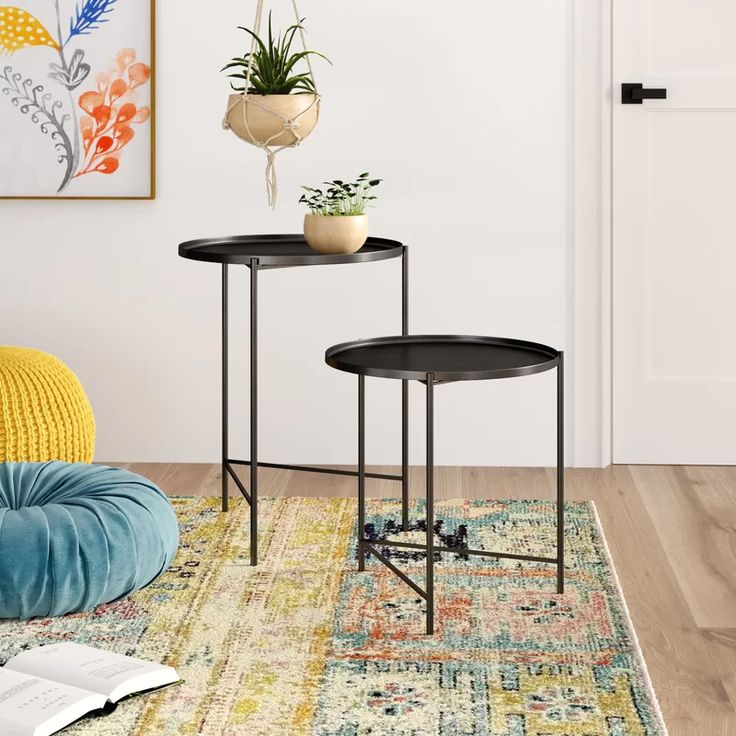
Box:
115 462 736 735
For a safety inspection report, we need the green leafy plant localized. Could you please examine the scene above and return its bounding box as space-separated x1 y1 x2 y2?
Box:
222 12 329 95
299 173 382 216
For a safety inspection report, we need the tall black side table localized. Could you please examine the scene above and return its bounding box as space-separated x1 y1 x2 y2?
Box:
178 235 409 565
325 334 564 635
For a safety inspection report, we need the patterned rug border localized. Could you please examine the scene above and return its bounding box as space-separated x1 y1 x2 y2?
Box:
589 501 669 736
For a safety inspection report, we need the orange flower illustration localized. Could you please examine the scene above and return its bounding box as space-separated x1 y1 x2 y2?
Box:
0 6 59 53
75 48 150 178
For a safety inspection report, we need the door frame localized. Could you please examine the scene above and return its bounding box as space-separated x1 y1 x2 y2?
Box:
571 0 613 466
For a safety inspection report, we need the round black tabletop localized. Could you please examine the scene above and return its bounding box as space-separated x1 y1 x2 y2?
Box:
178 234 404 267
325 335 560 381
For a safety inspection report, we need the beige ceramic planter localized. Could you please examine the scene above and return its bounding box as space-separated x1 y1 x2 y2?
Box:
303 214 369 254
225 93 319 147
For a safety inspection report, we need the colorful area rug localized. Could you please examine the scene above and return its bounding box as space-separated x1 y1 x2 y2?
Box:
0 497 668 736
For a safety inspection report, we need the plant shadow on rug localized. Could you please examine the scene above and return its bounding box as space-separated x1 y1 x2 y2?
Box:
0 498 668 736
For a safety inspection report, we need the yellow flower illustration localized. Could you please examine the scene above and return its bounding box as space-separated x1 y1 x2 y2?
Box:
0 6 59 53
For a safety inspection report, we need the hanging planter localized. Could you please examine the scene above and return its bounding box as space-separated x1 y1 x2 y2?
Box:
225 93 319 148
221 4 329 207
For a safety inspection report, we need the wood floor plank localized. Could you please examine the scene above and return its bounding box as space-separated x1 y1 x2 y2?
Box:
154 463 214 496
461 466 550 500
632 465 736 628
282 465 465 500
714 466 736 506
701 628 736 713
126 463 172 488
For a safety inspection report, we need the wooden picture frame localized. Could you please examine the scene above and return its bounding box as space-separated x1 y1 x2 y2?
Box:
0 0 155 199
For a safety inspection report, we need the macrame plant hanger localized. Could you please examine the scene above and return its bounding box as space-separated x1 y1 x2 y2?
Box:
222 0 320 208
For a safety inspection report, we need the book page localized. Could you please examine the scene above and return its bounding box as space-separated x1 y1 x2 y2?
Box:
0 668 105 736
5 643 179 704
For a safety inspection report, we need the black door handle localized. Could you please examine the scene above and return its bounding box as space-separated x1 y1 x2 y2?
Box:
622 83 667 104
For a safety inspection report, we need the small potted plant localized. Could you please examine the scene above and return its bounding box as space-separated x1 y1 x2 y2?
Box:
222 13 329 148
299 173 382 254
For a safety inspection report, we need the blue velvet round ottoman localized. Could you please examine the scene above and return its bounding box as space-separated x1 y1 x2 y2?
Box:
0 462 179 619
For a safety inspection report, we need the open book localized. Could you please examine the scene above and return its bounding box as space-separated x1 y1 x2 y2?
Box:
0 642 180 736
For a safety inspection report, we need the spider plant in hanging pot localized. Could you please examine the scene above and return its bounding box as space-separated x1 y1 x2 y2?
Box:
222 13 329 148
300 173 382 254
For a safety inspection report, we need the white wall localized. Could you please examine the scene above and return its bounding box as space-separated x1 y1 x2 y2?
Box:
0 0 573 466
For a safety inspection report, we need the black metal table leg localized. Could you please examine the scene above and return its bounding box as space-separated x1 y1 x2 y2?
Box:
426 372 435 635
250 258 259 566
358 374 366 572
401 247 409 531
556 352 564 593
222 264 229 513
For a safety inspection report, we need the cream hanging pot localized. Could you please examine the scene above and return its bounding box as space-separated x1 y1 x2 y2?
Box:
222 0 326 208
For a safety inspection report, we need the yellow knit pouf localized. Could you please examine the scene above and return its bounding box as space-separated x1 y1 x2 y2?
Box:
0 347 95 463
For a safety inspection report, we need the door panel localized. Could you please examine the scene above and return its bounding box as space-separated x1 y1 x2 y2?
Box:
648 0 736 76
613 0 736 463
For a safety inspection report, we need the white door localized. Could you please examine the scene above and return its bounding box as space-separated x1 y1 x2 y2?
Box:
613 0 736 464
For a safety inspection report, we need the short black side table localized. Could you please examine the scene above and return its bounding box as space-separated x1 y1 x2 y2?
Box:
179 235 410 565
325 334 564 635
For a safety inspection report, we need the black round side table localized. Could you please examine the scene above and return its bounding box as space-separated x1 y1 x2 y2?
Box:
325 334 564 635
178 235 410 566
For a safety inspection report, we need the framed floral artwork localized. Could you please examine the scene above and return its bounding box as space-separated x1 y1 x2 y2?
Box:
0 0 154 198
